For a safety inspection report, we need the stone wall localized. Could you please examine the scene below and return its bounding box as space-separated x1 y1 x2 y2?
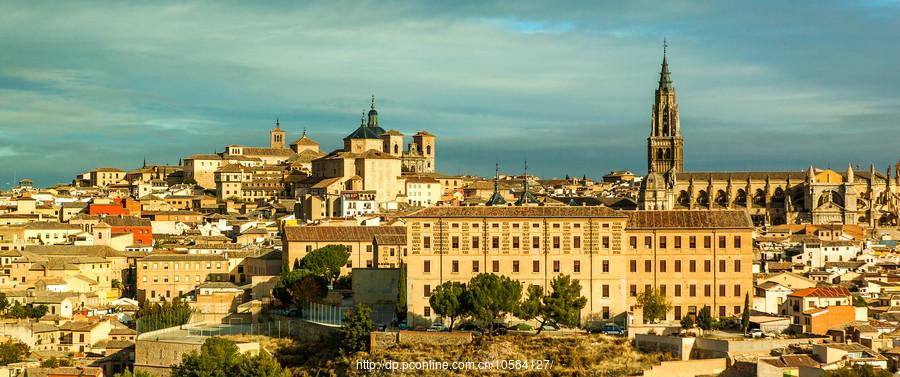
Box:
370 331 472 352
633 334 695 361
641 358 727 377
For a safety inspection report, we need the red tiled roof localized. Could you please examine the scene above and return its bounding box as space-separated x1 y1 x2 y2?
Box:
789 286 851 298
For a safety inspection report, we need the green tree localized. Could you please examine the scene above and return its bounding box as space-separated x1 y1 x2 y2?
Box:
824 364 892 377
696 306 714 331
741 293 751 334
466 273 522 327
299 245 350 284
135 298 193 333
515 284 545 329
340 304 373 354
635 288 672 324
680 315 695 330
333 275 352 290
542 274 587 330
287 274 328 316
0 293 8 315
40 357 72 368
171 337 286 377
0 340 29 365
112 279 123 289
29 304 49 319
396 262 407 321
853 296 868 307
429 281 468 331
9 302 26 319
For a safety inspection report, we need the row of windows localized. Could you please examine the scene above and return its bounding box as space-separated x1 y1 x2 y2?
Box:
628 235 742 250
424 222 614 230
629 259 743 273
424 235 611 250
422 259 588 274
628 283 742 298
420 304 743 319
141 262 222 270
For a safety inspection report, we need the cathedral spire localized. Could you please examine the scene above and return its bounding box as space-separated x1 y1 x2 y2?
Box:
275 117 281 129
486 162 506 206
659 39 673 91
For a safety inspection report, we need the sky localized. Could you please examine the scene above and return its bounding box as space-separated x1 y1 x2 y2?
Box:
1 1 899 187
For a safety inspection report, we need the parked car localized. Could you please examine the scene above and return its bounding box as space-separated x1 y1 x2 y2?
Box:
374 323 387 331
600 324 625 336
747 328 765 338
456 323 479 331
398 320 409 330
540 324 557 331
488 322 508 336
426 323 448 332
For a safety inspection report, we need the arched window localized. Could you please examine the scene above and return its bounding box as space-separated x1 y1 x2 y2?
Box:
677 191 690 207
393 144 399 154
426 145 432 155
715 190 728 207
664 148 671 159
697 190 709 207
735 189 747 206
656 149 663 159
753 189 766 207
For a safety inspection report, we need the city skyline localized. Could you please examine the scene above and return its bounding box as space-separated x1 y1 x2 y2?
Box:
2 1 899 187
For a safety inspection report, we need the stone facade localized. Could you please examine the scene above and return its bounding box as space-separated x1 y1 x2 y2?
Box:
639 49 900 227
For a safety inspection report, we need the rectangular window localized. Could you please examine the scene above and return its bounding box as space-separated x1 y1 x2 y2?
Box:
424 260 431 273
719 235 726 249
553 260 560 273
424 285 431 297
720 306 726 317
472 260 479 273
674 236 682 249
690 260 696 272
675 260 682 272
704 260 711 272
492 260 499 273
602 236 610 249
660 260 667 272
602 260 609 273
675 284 682 297
532 236 540 249
734 236 742 249
452 260 459 273
734 260 741 272
719 259 726 272
689 236 697 248
573 236 581 248
472 236 480 249
630 260 637 272
512 236 520 249
704 284 711 297
734 285 741 297
451 236 459 249
704 236 711 249
675 306 682 320
630 284 637 297
660 285 667 296
423 236 431 249
644 236 652 249
366 245 373 253
574 260 581 273
553 236 561 249
492 236 500 249
659 236 667 249
603 307 610 319
644 260 652 272
630 236 637 249
690 284 697 297
602 284 610 298
533 260 540 273
719 284 726 297
513 261 520 273
424 307 431 317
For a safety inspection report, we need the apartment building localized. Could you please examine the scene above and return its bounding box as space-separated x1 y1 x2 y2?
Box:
624 210 755 321
282 225 406 274
136 254 230 301
403 207 754 325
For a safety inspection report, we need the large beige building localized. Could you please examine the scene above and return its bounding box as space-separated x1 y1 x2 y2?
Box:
136 254 231 302
282 225 406 274
402 206 753 326
639 47 900 227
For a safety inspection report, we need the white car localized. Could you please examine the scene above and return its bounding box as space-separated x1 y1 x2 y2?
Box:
747 328 764 338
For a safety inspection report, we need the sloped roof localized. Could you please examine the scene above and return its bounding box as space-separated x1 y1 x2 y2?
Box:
626 210 753 229
284 225 406 242
789 286 851 298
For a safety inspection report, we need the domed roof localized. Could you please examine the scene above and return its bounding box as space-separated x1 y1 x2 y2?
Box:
643 172 668 190
346 125 385 140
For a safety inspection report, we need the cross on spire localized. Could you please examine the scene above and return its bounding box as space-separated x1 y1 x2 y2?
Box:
371 94 376 110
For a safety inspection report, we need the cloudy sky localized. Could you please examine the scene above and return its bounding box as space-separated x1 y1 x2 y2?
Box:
1 1 898 187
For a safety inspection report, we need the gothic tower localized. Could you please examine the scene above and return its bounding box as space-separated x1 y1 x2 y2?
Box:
647 42 683 175
270 118 286 149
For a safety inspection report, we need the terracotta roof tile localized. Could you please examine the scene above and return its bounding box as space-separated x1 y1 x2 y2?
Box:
284 226 405 242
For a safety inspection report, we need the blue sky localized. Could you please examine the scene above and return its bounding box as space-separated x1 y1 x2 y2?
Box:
1 1 898 187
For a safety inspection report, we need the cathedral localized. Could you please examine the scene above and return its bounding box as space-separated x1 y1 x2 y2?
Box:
638 47 900 227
